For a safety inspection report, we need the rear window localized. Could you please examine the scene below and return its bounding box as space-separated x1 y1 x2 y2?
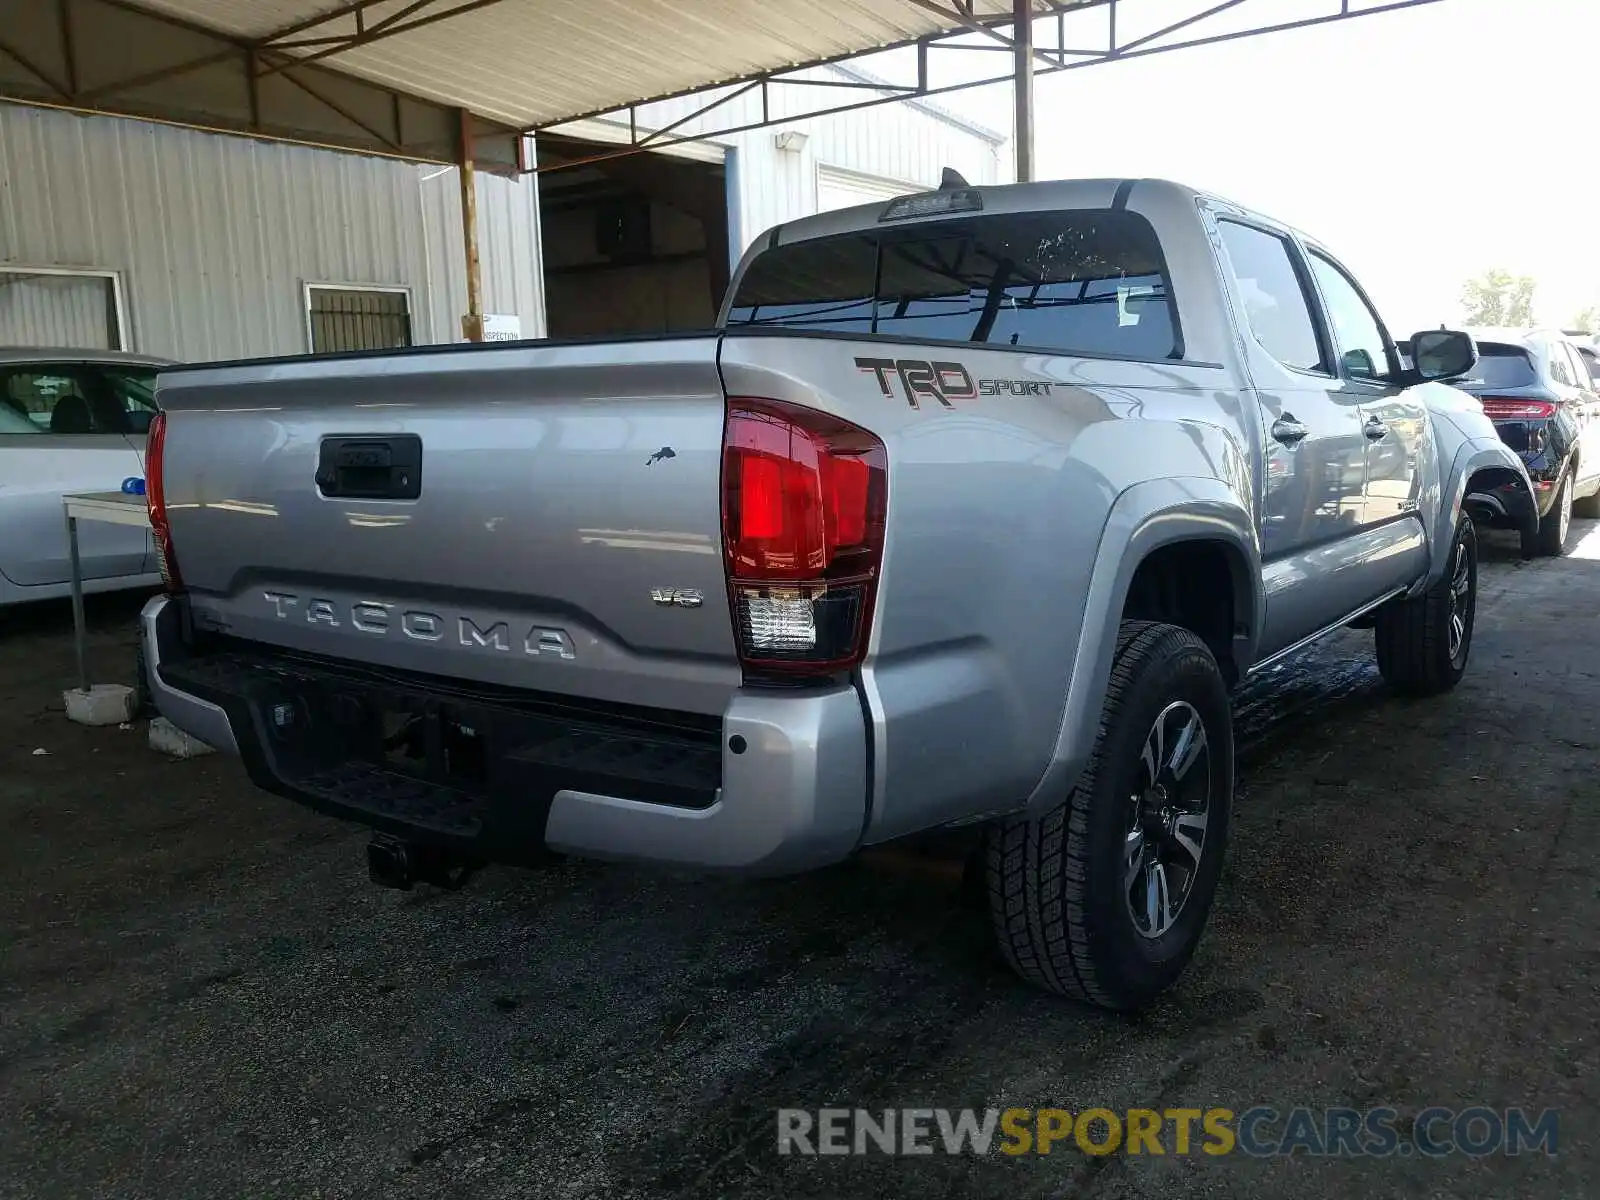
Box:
1457 343 1539 390
725 209 1180 361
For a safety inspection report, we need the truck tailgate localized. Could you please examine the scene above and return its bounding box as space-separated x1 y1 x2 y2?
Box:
155 337 740 715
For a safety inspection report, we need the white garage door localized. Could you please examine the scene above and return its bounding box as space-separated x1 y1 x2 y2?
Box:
815 166 918 214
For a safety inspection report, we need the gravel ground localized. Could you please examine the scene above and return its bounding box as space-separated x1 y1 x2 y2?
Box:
2 523 1597 1199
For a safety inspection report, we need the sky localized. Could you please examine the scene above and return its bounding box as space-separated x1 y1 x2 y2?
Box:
875 0 1600 336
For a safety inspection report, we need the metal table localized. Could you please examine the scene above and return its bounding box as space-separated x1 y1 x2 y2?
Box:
62 491 151 695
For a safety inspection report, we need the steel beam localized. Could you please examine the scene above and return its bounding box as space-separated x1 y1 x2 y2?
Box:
0 36 68 98
272 56 403 150
528 0 1451 173
254 0 398 47
255 0 514 77
0 0 525 169
74 48 239 103
902 0 1061 71
58 0 78 94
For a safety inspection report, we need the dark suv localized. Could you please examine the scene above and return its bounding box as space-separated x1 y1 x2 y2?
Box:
1452 328 1600 555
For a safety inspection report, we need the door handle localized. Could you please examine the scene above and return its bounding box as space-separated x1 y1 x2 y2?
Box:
1271 415 1308 445
1364 417 1390 441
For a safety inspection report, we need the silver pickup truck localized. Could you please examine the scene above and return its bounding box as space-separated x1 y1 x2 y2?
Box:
141 177 1536 1011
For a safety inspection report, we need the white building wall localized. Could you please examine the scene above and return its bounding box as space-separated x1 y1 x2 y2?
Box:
0 102 546 362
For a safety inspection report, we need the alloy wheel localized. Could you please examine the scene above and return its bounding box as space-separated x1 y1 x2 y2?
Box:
1124 700 1213 940
1447 537 1473 666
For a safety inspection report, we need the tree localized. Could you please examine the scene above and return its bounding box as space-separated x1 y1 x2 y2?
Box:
1460 269 1536 327
1571 307 1600 334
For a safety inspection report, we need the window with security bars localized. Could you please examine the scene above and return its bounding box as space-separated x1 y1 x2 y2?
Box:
307 286 413 354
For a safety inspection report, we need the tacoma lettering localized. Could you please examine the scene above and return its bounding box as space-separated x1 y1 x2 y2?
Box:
260 592 573 659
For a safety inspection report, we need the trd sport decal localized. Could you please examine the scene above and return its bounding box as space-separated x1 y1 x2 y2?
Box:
854 357 1053 408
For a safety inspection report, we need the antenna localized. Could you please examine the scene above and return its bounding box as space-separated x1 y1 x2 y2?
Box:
940 167 970 191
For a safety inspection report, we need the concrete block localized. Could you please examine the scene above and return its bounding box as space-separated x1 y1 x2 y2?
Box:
149 717 216 759
64 684 136 727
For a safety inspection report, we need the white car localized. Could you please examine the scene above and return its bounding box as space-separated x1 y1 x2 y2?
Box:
0 347 171 607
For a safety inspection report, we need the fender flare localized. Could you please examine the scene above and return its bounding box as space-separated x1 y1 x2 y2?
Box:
1021 476 1262 812
1423 437 1537 590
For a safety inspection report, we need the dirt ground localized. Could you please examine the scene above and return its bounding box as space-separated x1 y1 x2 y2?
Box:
2 523 1596 1200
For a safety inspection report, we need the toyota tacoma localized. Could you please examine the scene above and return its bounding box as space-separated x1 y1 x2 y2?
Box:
140 177 1536 1010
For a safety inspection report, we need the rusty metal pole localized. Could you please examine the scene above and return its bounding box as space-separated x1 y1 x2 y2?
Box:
457 107 484 342
1013 0 1035 183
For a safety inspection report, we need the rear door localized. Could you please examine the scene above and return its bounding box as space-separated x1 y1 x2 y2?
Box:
1301 248 1426 531
1215 220 1368 555
0 362 149 587
1209 216 1440 659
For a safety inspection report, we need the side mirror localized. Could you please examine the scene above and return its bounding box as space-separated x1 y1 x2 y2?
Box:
1409 329 1477 382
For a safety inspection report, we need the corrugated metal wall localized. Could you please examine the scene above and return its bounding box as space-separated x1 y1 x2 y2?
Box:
0 103 546 361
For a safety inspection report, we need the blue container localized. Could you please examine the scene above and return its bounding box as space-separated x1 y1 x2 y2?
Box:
121 476 146 496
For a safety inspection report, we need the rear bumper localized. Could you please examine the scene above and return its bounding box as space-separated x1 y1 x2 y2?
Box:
140 595 867 876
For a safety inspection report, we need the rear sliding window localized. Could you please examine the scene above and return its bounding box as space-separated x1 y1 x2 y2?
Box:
725 209 1180 360
1457 343 1539 390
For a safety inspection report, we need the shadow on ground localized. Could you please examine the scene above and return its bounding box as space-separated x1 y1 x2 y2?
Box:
2 528 1597 1198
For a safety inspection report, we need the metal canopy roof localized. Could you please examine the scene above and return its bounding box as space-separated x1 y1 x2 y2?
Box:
0 0 1450 170
124 0 1068 131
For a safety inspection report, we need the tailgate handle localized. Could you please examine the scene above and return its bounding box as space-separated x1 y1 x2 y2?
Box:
317 435 423 500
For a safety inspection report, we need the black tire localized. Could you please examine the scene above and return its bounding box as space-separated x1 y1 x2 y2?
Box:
1524 472 1571 557
985 621 1233 1012
1375 512 1477 697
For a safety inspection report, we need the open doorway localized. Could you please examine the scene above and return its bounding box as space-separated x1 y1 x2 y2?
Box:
534 134 730 338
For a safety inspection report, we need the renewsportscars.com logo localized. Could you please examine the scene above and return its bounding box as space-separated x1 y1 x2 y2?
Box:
777 1106 1559 1159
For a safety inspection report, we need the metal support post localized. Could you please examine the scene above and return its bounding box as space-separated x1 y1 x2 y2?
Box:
458 107 484 342
66 512 88 694
1013 0 1036 183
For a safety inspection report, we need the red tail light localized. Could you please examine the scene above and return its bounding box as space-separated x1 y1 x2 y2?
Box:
1479 396 1558 419
146 410 183 592
721 398 887 675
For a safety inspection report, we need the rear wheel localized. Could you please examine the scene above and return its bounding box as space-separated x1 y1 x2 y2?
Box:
1525 472 1571 557
1376 512 1477 696
985 621 1233 1011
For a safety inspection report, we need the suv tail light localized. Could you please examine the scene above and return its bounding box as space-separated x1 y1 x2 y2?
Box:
1479 396 1558 419
721 397 887 676
146 410 183 591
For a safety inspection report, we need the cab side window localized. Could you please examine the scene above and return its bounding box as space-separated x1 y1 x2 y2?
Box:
1307 252 1392 382
1217 220 1325 373
1549 349 1572 388
1559 344 1590 391
1576 346 1600 387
